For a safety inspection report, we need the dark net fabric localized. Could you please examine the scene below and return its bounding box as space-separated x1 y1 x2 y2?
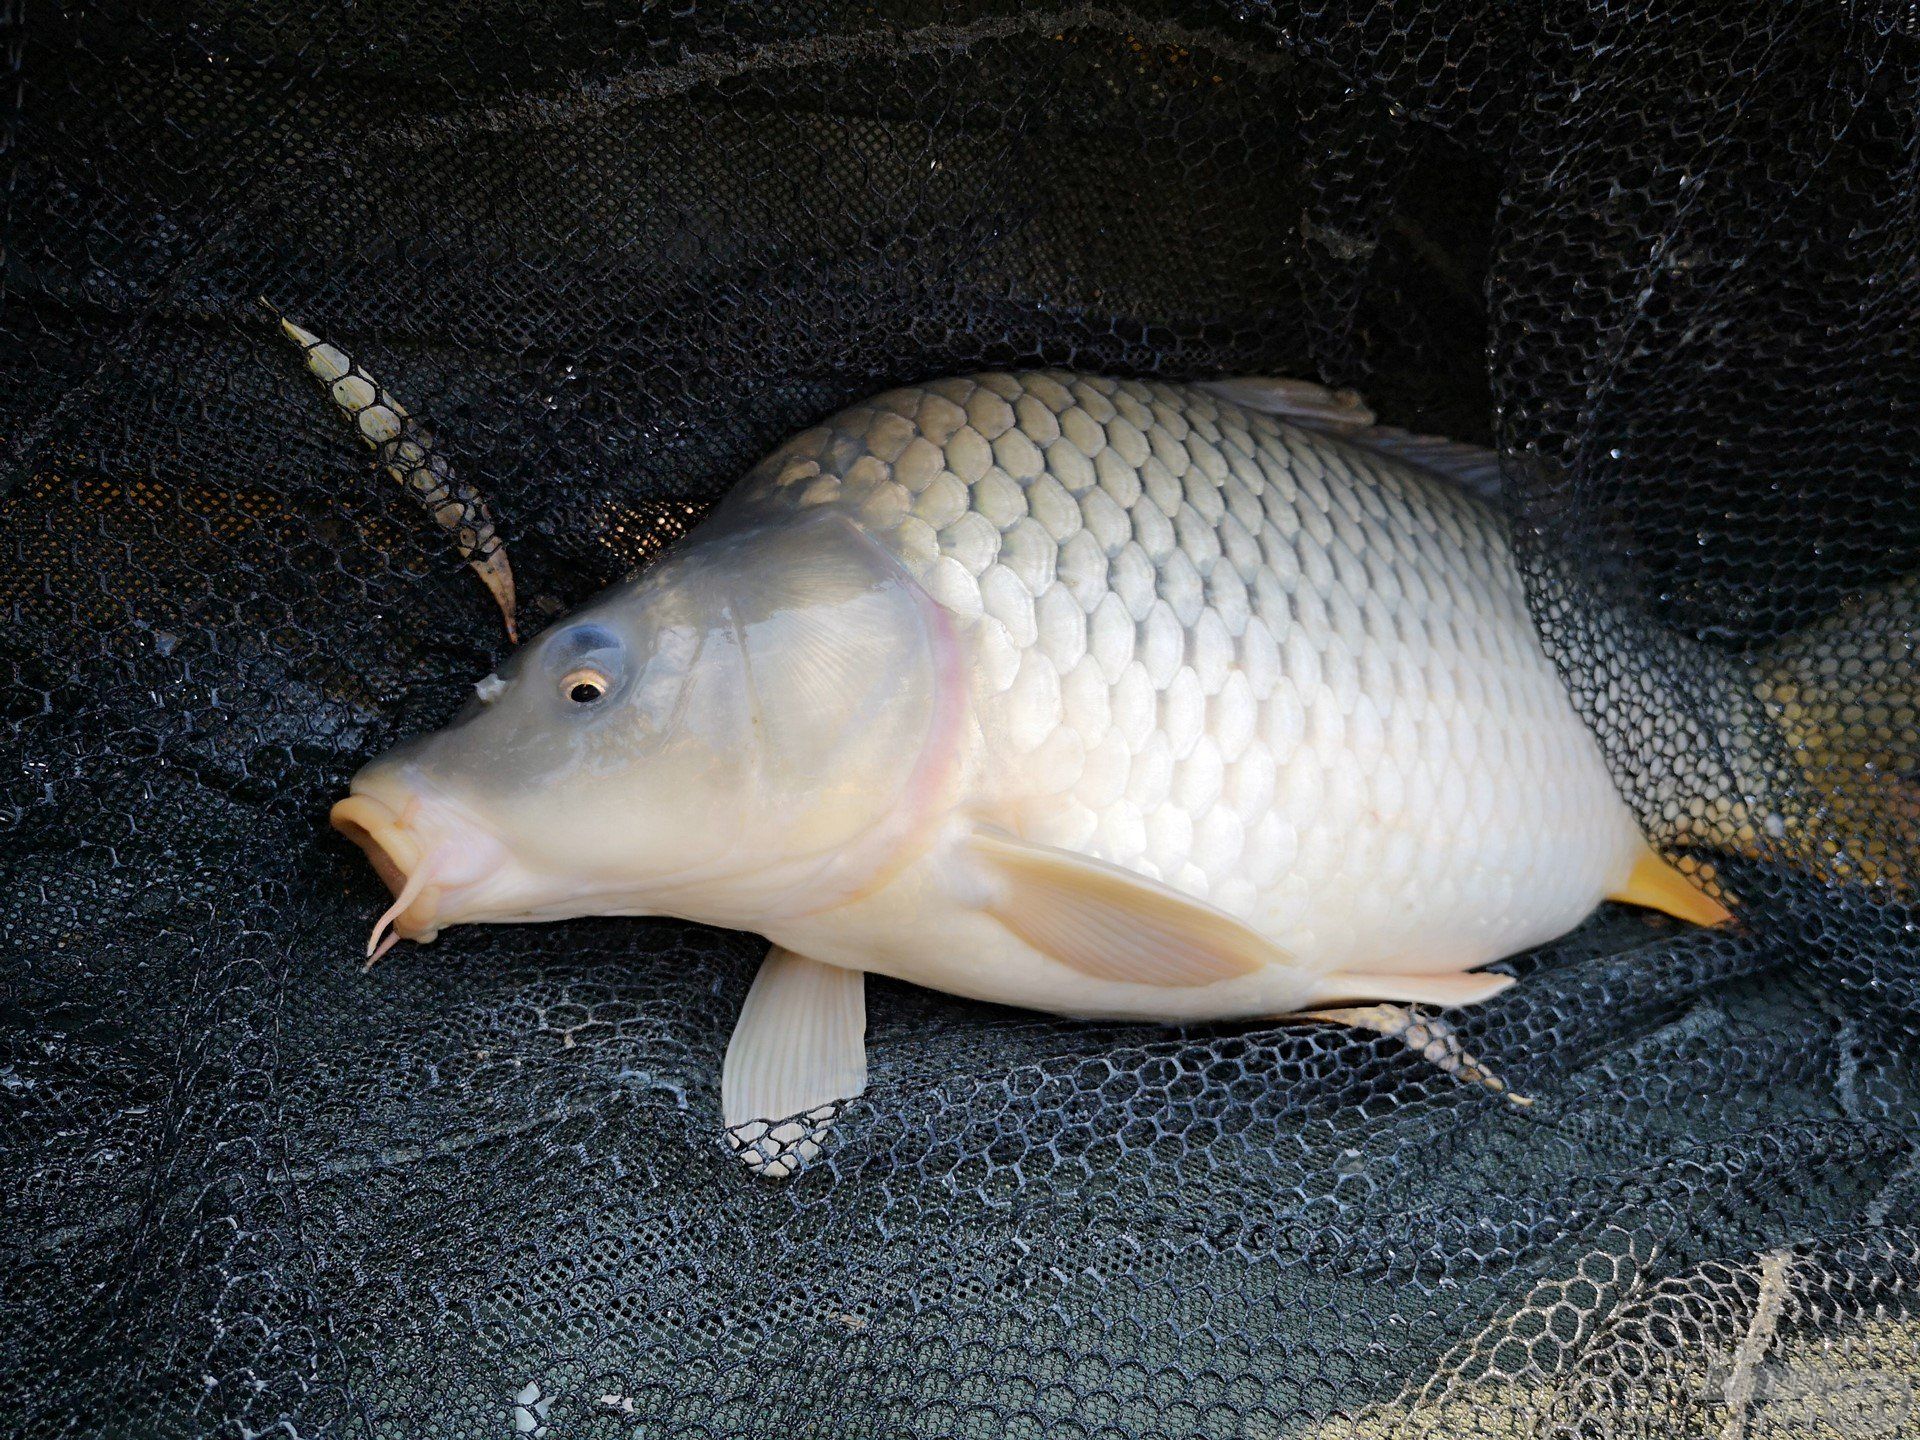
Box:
4 3 1919 1435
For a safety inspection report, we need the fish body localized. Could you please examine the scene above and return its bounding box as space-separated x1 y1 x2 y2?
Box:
331 370 1722 1171
721 372 1647 1020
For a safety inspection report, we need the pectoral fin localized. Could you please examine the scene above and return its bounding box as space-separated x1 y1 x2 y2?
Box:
267 301 518 642
722 947 867 1179
968 831 1286 987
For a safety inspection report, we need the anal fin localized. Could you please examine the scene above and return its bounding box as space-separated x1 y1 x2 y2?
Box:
722 947 867 1179
1307 967 1516 1009
1609 847 1733 928
1292 1003 1532 1107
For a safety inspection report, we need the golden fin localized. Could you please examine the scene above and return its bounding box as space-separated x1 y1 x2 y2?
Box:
969 831 1282 987
1609 847 1732 927
1307 968 1516 1009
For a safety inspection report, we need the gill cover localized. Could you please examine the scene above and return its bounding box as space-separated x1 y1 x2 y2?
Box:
665 508 969 916
382 509 965 926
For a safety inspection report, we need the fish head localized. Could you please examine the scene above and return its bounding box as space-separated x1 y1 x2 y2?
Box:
331 510 967 956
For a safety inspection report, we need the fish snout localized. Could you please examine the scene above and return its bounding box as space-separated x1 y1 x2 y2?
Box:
331 783 510 957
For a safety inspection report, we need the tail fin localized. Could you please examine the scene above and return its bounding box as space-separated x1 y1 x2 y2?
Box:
1746 578 1919 890
1609 847 1732 927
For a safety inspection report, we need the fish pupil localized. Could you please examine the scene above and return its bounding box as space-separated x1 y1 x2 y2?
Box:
570 681 604 704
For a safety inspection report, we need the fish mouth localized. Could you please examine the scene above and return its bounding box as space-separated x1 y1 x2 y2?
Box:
332 783 512 965
332 795 419 900
331 792 447 962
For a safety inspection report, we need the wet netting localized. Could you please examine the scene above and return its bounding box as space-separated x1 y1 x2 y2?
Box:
5 2 1920 1436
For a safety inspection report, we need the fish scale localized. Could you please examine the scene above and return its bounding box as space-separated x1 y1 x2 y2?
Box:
734 370 1646 978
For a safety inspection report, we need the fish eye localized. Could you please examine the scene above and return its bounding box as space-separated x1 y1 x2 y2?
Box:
562 668 610 705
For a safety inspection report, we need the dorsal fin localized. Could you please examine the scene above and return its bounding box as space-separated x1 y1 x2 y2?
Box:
1198 375 1505 504
1197 376 1376 432
1327 425 1505 504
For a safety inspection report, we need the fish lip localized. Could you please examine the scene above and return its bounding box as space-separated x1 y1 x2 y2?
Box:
330 792 442 942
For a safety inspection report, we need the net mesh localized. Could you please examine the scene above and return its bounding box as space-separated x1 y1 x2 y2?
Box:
4 3 1918 1436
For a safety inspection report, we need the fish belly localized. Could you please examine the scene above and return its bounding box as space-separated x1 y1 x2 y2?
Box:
735 371 1646 987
